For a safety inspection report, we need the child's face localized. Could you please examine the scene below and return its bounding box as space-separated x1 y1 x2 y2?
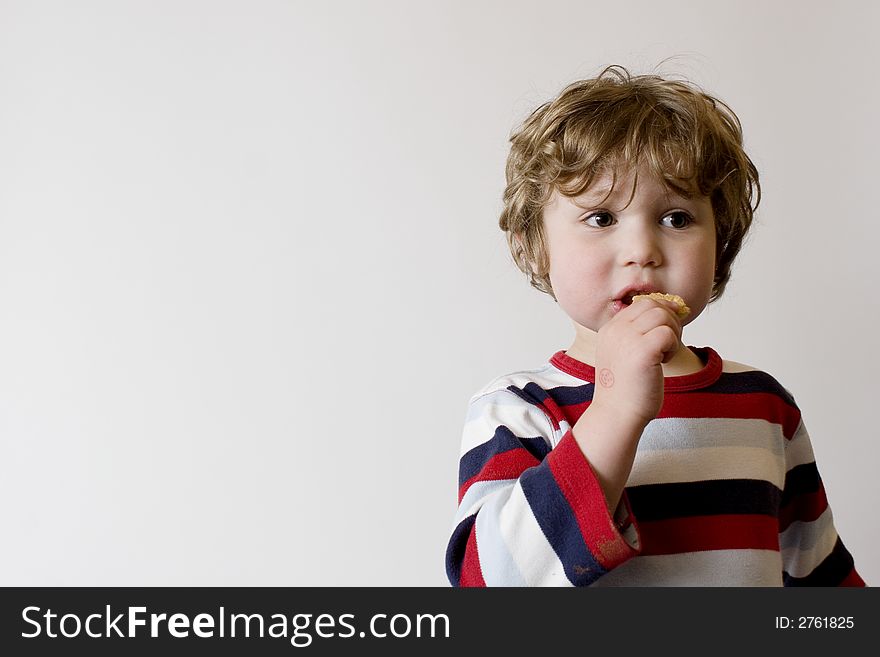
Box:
541 166 717 333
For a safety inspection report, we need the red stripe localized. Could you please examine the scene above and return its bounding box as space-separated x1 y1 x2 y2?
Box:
778 486 829 532
637 514 780 555
546 432 637 569
535 397 562 431
660 392 801 439
458 448 540 503
840 569 866 587
459 526 486 587
560 400 590 423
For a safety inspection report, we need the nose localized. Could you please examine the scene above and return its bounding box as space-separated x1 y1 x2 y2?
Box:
619 222 662 268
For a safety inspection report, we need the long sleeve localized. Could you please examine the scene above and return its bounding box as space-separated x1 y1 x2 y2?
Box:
445 388 639 587
778 418 864 586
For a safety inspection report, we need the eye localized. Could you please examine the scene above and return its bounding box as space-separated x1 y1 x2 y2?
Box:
583 211 615 228
660 211 692 229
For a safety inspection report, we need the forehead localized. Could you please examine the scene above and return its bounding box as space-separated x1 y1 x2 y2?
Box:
568 167 695 207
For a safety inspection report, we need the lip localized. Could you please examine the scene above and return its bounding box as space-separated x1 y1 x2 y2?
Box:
612 283 661 306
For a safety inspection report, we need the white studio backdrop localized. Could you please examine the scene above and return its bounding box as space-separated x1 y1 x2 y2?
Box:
0 0 876 586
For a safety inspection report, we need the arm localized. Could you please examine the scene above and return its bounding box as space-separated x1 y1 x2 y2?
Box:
447 298 684 587
445 389 639 587
779 418 864 586
574 296 686 515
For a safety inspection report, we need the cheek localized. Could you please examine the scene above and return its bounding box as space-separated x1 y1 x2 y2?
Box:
681 230 717 279
701 242 718 283
690 247 717 281
548 247 607 313
679 241 718 321
549 245 597 289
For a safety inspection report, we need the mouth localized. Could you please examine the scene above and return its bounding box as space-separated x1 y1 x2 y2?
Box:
616 286 659 307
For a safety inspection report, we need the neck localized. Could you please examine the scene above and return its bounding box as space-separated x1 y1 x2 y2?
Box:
566 322 705 377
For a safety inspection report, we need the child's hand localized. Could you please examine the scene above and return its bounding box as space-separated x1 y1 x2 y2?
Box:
591 297 684 428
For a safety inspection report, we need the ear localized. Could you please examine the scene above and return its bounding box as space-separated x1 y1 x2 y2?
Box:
513 232 539 275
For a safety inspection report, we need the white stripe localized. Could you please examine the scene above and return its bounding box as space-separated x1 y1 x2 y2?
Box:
497 480 572 587
460 389 555 455
628 445 786 488
779 507 839 578
473 490 528 586
640 417 786 454
554 420 572 448
454 478 516 526
784 420 816 471
591 549 784 586
464 389 538 423
471 363 581 398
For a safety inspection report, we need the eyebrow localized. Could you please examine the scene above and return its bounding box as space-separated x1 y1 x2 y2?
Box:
576 185 696 206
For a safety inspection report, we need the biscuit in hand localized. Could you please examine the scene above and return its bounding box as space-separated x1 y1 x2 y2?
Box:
632 292 690 319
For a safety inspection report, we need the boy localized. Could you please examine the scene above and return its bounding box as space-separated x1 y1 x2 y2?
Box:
446 65 864 586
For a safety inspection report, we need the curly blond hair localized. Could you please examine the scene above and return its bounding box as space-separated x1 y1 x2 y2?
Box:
499 65 760 301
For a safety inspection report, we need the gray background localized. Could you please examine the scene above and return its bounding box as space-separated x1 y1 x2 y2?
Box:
1 0 876 586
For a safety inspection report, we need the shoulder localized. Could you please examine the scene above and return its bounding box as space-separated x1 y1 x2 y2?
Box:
464 360 581 435
710 352 808 442
719 357 760 374
461 362 571 449
469 361 576 402
717 355 798 408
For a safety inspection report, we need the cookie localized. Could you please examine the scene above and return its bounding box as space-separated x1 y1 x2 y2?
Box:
632 292 690 319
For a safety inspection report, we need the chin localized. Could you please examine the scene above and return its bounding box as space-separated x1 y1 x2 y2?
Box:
570 316 603 333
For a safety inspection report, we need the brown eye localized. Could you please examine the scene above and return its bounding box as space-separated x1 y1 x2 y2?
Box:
660 211 692 229
584 211 615 228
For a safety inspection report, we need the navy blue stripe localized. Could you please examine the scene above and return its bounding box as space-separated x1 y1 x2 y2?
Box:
512 372 794 410
506 383 548 407
783 537 855 586
520 462 607 586
545 383 595 406
506 383 545 406
780 462 821 507
445 514 477 587
546 372 793 406
511 381 596 409
706 371 796 406
459 425 550 487
626 479 782 521
508 380 596 409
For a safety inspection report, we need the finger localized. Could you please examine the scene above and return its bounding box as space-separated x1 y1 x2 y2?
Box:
629 305 683 340
626 297 686 324
644 324 681 363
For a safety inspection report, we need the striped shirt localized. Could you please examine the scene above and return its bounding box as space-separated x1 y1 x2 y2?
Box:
446 347 864 587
